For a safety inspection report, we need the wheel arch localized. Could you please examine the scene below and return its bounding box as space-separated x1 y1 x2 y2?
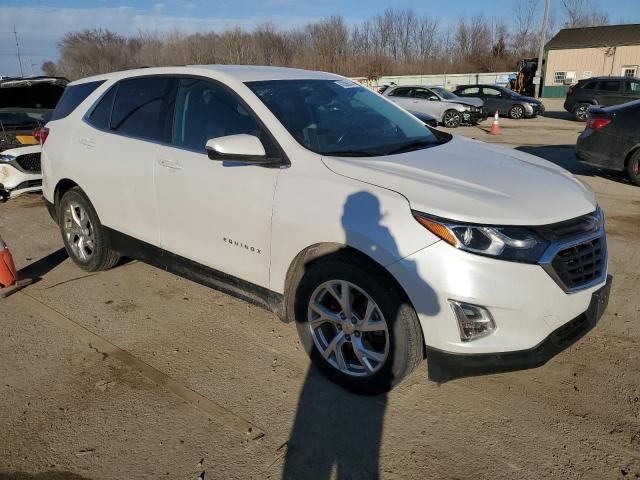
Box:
623 145 640 168
50 178 81 222
281 242 421 343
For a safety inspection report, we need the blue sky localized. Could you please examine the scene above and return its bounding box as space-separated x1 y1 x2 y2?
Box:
1 0 639 76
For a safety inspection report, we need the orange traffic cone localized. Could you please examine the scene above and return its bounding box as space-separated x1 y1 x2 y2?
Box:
489 110 501 135
0 235 32 298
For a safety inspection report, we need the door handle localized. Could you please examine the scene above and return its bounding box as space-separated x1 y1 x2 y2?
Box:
158 159 183 171
79 137 96 148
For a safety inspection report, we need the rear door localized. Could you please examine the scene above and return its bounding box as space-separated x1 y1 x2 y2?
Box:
153 76 280 288
75 76 172 246
596 79 625 106
481 87 506 114
408 87 445 118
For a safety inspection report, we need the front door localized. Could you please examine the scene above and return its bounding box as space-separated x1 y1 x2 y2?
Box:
154 77 280 288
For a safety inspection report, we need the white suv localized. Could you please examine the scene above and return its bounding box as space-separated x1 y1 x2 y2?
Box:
42 66 610 394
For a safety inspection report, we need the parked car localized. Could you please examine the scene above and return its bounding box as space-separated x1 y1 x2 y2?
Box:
453 84 545 119
408 110 438 128
0 76 67 200
576 100 640 185
43 66 610 394
564 76 640 121
382 85 485 128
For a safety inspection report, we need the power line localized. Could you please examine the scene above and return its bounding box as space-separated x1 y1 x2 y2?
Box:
13 25 24 76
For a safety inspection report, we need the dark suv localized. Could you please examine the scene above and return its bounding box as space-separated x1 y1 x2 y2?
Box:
564 76 640 121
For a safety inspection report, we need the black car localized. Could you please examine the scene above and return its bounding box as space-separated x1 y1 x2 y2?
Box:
564 76 640 121
576 99 640 185
453 84 545 119
408 110 438 128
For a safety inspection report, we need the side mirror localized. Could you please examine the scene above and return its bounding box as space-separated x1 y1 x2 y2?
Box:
206 134 271 164
428 96 439 101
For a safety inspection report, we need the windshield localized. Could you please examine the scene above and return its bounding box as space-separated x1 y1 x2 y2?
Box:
246 79 441 156
431 87 457 100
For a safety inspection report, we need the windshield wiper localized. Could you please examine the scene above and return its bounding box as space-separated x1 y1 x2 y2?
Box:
385 139 438 155
323 149 382 157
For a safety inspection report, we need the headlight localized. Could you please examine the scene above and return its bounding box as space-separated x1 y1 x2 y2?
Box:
528 102 538 108
413 212 549 263
0 154 15 163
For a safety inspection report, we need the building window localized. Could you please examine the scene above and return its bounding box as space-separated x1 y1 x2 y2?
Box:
553 71 567 84
622 66 638 78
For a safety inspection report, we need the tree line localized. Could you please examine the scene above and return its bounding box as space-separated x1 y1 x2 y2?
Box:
42 0 610 80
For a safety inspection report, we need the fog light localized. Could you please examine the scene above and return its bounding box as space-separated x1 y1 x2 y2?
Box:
449 300 496 342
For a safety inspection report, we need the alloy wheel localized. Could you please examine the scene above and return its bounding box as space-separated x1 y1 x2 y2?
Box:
63 202 95 262
443 111 460 128
307 280 389 377
511 106 524 119
576 105 588 121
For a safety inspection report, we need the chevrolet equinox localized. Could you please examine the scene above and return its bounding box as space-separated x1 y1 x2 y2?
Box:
42 66 611 394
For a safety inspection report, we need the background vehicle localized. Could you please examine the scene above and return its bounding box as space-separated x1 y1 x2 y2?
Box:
408 110 438 128
564 76 640 121
0 76 67 200
383 85 484 128
43 66 608 395
576 100 640 185
510 58 539 97
453 84 545 119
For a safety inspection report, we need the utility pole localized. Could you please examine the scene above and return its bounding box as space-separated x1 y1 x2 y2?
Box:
14 25 24 77
536 0 551 98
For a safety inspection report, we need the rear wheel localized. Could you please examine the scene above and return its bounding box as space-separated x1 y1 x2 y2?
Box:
508 104 525 119
58 187 120 272
442 110 461 128
294 256 423 395
574 103 590 121
627 150 640 186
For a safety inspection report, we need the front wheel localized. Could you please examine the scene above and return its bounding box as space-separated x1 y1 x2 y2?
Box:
294 256 424 395
58 187 120 272
627 150 640 186
442 110 461 128
508 104 525 119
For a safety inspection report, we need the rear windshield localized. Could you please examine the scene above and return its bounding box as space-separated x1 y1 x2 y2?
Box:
246 79 441 157
50 80 104 121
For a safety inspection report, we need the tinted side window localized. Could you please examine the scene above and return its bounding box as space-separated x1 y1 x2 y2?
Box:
87 85 116 130
459 87 480 96
598 80 621 92
483 87 502 98
171 78 261 153
412 88 433 99
625 80 640 93
583 81 597 90
111 77 172 141
50 80 104 121
389 88 411 97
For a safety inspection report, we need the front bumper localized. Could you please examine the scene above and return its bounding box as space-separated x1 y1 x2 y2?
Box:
0 163 42 200
388 239 609 355
426 277 611 381
462 110 486 124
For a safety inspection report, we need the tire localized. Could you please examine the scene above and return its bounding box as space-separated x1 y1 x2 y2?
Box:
442 110 461 128
294 254 423 395
573 103 590 121
508 104 525 119
58 187 120 272
627 150 640 186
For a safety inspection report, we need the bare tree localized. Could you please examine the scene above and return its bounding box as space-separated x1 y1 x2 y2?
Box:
561 0 609 28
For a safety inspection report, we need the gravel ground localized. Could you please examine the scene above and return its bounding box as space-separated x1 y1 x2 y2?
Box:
1 98 639 480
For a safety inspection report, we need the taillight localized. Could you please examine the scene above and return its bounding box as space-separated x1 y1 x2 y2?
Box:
33 127 49 144
586 117 611 130
567 88 574 95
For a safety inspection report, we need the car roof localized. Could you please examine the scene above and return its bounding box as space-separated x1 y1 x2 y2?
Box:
69 65 342 86
455 84 505 89
579 76 636 81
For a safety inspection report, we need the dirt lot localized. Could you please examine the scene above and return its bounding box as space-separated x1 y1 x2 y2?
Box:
1 99 639 480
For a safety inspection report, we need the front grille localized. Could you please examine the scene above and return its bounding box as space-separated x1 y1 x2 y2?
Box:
550 236 605 290
15 152 41 172
536 211 601 242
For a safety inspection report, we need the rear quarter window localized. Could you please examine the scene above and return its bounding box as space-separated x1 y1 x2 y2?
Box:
86 85 117 130
50 80 104 121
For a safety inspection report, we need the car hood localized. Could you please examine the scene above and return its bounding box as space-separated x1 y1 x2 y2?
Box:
443 97 483 108
514 95 540 104
321 136 596 226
